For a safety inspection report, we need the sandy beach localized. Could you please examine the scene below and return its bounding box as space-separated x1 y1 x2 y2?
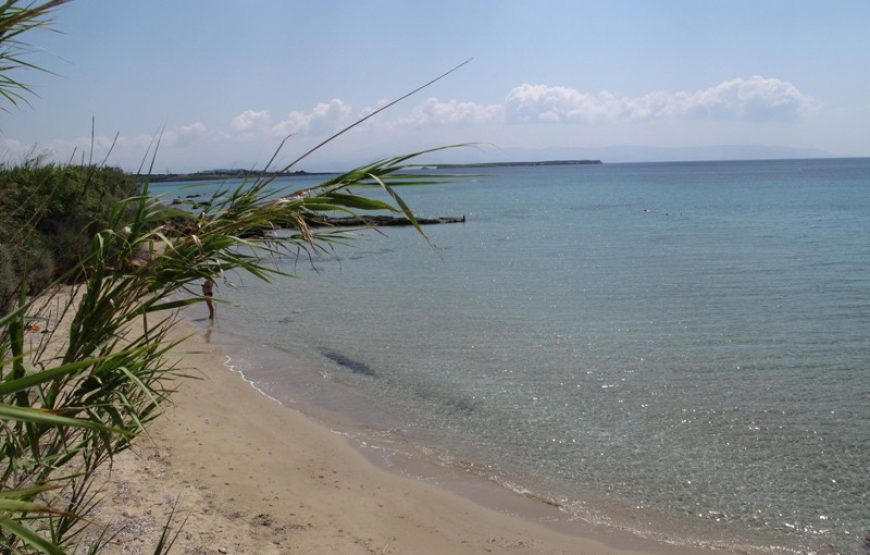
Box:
84 317 729 555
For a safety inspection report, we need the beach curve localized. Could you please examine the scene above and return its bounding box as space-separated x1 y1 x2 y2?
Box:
89 317 733 555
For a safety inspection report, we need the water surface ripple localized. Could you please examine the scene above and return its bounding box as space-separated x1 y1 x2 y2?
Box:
168 158 869 554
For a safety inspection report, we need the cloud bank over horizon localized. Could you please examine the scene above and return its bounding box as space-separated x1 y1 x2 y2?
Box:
0 76 826 171
4 1 867 172
257 75 814 133
503 76 816 124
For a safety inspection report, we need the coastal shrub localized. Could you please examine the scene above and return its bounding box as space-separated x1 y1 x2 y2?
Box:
0 164 139 308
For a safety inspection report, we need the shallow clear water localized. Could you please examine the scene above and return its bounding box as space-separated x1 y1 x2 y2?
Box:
165 158 870 554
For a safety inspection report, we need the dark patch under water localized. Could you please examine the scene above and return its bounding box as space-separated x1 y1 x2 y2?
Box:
428 393 476 414
320 349 475 413
321 349 377 377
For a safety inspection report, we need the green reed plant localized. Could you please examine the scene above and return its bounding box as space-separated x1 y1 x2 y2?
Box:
0 3 470 550
0 146 459 554
0 0 70 112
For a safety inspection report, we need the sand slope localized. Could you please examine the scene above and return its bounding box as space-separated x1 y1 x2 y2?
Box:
90 324 720 555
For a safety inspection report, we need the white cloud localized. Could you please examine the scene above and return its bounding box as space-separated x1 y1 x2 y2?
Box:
503 76 816 123
163 122 207 147
3 76 821 171
272 98 353 136
397 97 503 128
1 121 210 167
1 138 42 164
231 110 271 132
358 98 390 119
2 138 25 154
505 84 624 123
225 76 811 139
270 111 309 136
672 75 817 121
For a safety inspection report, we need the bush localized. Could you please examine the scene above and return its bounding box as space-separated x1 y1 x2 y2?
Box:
0 164 139 307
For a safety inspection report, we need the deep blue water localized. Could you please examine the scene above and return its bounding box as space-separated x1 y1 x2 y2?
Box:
161 158 870 554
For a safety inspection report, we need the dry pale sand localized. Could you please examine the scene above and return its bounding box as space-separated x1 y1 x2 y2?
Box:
88 319 728 555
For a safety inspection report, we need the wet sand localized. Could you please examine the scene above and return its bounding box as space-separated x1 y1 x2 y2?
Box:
91 320 730 554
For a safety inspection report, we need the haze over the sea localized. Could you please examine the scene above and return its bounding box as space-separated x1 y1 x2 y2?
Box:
3 0 868 172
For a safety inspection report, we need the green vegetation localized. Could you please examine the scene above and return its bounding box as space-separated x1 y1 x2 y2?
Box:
1 152 443 554
0 2 459 552
0 164 139 309
0 0 70 111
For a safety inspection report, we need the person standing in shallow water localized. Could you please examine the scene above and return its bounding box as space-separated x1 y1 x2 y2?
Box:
202 278 215 320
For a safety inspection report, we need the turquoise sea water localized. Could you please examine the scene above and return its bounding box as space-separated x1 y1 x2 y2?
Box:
158 158 869 554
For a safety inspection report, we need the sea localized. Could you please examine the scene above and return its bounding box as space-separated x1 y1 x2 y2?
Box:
153 157 870 555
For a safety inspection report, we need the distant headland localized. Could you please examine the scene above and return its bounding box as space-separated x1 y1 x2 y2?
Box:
144 169 334 183
143 160 603 183
431 160 602 169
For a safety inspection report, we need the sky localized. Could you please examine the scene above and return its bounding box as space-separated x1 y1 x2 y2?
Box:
2 0 869 172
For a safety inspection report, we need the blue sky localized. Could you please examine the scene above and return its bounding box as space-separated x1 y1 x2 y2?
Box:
2 0 869 171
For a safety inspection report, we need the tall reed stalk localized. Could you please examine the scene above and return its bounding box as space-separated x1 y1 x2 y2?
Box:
1 3 469 552
0 148 458 553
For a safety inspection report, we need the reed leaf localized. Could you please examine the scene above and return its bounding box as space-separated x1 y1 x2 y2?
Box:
0 485 58 500
0 352 140 395
0 499 70 516
0 516 68 555
0 403 129 435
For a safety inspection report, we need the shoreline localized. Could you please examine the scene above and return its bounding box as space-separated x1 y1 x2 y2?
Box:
90 316 733 555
